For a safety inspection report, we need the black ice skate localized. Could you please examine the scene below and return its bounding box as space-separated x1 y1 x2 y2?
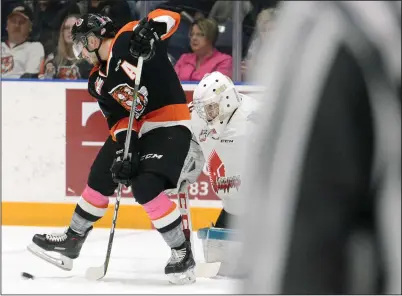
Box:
27 226 92 271
165 241 196 284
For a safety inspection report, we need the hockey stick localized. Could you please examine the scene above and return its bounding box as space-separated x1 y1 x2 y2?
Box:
177 181 221 278
85 56 144 281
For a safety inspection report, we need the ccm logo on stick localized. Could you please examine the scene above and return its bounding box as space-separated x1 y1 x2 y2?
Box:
140 154 163 161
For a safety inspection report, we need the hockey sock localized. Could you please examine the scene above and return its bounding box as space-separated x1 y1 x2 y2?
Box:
143 192 185 248
161 224 186 249
69 185 109 235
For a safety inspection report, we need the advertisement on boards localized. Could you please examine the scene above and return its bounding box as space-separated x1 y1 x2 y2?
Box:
66 85 264 202
65 89 217 201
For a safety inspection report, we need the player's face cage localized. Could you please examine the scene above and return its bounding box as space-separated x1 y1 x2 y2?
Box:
72 34 86 59
72 32 98 59
204 102 220 122
194 97 221 123
72 15 112 59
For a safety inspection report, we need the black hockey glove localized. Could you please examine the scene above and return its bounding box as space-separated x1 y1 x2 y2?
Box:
129 18 161 61
110 148 139 187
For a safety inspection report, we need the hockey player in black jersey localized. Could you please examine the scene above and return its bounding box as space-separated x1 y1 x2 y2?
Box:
27 11 195 284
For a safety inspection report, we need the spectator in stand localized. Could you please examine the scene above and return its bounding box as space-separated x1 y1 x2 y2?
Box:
241 8 277 80
1 4 44 78
31 0 81 58
1 0 24 42
86 0 134 30
39 14 92 80
174 18 232 81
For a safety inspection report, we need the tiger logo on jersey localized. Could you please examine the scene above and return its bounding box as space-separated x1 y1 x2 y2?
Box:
208 150 241 195
1 56 14 74
109 83 148 119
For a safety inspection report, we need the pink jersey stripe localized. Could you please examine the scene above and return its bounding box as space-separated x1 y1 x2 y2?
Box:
142 192 174 220
82 185 109 208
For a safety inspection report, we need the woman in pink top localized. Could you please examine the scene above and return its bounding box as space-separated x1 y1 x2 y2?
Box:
174 18 232 81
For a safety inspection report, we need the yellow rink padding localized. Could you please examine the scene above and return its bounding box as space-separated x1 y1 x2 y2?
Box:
1 202 221 230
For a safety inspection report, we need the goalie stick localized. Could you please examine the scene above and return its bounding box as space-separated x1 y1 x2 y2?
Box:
85 56 144 281
177 181 221 278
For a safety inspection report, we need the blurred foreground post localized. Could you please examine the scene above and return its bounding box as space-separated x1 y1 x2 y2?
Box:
235 1 401 294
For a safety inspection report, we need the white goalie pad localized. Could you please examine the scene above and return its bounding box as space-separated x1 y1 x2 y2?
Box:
164 134 205 196
27 243 73 271
197 227 243 277
180 134 205 184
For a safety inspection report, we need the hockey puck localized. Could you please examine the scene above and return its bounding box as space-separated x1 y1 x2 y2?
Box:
21 272 35 280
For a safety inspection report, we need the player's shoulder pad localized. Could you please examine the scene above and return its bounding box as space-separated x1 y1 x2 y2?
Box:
111 21 139 52
147 9 181 40
106 21 139 74
222 95 260 138
239 94 260 122
89 65 100 78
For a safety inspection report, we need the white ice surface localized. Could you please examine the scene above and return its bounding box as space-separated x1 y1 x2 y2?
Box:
2 226 238 294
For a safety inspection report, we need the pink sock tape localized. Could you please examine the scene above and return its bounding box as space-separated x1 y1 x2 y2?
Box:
143 192 174 220
82 185 109 208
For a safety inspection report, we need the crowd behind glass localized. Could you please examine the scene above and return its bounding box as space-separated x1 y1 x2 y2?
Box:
1 0 278 82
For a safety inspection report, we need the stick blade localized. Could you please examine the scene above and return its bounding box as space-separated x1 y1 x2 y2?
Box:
85 265 106 281
194 261 221 278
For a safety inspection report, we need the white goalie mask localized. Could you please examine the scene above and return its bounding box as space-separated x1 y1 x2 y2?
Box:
193 72 242 124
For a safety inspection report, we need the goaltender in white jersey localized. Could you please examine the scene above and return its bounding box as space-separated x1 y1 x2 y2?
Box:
176 72 259 276
192 79 257 215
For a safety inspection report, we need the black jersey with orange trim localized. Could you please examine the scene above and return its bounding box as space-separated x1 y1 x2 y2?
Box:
87 9 190 143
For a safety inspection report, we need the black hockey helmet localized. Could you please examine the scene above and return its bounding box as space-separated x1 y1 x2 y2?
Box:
71 13 117 59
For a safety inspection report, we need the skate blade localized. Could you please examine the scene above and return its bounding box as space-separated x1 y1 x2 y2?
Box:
27 243 73 271
168 268 196 285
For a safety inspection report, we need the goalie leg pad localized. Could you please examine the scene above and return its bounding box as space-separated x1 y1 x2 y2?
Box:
197 227 243 277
